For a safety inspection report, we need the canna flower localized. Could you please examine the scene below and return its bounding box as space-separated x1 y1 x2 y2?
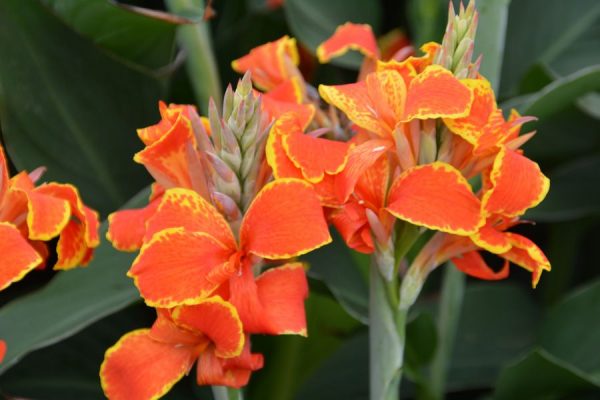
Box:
317 22 414 78
0 144 99 291
101 299 263 399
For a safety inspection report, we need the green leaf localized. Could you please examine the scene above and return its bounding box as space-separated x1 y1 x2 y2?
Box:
283 0 381 69
295 331 369 400
42 0 185 71
0 187 150 375
502 65 600 120
473 0 511 91
303 232 369 324
443 283 541 392
494 349 600 400
500 0 600 97
540 279 600 376
0 0 160 215
525 155 600 222
249 293 360 400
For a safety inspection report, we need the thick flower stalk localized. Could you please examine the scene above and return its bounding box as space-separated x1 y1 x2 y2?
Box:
101 76 331 400
0 143 100 292
234 2 550 399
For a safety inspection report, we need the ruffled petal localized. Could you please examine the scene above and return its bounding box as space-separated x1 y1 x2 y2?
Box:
503 233 550 288
266 112 312 180
316 23 379 63
100 329 195 400
129 228 235 307
196 341 263 389
471 222 512 253
0 222 42 291
173 296 244 358
452 251 510 280
107 197 162 252
387 162 483 235
149 308 205 347
328 202 374 254
482 148 550 218
134 113 195 189
403 65 473 121
25 189 70 241
240 179 331 259
144 188 236 250
54 220 88 270
0 340 6 363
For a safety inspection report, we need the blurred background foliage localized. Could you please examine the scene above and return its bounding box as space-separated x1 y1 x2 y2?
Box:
0 0 599 399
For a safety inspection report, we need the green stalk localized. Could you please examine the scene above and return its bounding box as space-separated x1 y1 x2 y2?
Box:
370 258 406 400
212 386 243 400
165 0 222 113
429 265 465 399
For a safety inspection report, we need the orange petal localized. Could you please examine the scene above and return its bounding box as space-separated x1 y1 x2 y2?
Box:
403 65 473 121
229 263 308 335
107 198 162 252
353 148 391 210
319 81 387 137
144 188 236 250
54 220 88 270
316 23 378 63
328 202 374 254
0 222 42 291
240 179 331 259
0 144 9 202
503 233 550 288
134 113 195 189
452 251 510 280
365 70 406 128
335 140 391 201
266 113 310 180
387 162 483 235
0 340 6 363
266 77 305 103
149 309 204 347
444 78 496 145
254 263 309 335
283 131 351 183
129 228 235 307
34 183 100 247
196 341 263 389
138 102 199 146
231 36 300 91
482 148 550 218
173 296 244 358
25 189 70 241
101 329 195 400
471 221 512 253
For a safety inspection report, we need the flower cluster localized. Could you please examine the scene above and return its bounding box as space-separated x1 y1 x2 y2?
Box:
100 77 331 399
232 1 550 299
0 143 99 292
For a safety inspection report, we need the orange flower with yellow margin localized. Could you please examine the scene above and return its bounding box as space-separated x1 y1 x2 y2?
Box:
0 143 99 291
101 299 263 399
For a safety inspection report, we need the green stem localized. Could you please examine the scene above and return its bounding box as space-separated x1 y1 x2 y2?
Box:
370 259 406 400
429 265 465 399
212 386 243 400
165 0 222 114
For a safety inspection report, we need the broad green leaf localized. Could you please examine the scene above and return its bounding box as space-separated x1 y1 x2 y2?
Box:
500 0 600 97
303 232 369 324
283 0 381 69
0 0 159 215
525 155 600 222
42 0 185 71
0 187 150 375
502 65 600 120
473 0 510 91
249 293 360 400
540 279 600 376
444 283 540 392
295 331 369 400
494 349 600 400
0 303 206 400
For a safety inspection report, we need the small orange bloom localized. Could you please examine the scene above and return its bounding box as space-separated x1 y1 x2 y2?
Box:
0 144 99 290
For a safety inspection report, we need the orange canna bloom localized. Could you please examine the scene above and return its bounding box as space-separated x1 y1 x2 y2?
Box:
0 144 99 291
101 299 263 400
128 180 329 308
